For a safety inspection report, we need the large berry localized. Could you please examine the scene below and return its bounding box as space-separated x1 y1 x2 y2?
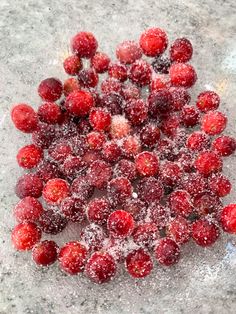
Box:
38 78 62 102
140 28 168 57
126 249 153 278
11 104 38 133
71 32 98 58
11 222 41 251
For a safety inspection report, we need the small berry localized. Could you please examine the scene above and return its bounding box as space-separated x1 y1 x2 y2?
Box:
101 78 122 94
132 223 159 248
80 224 105 252
169 190 193 217
37 161 61 182
139 27 168 57
11 104 38 133
32 240 58 266
137 177 164 203
140 123 160 148
195 151 222 177
87 160 112 189
116 40 142 64
14 197 44 222
122 135 141 158
108 63 128 82
15 174 43 199
102 141 122 163
60 196 85 222
63 55 82 75
126 249 153 278
181 173 207 196
100 92 123 115
91 52 110 73
170 38 193 63
196 91 220 112
125 99 148 125
208 173 231 197
82 150 102 166
167 217 190 245
123 198 147 221
107 177 132 206
61 155 84 178
177 151 194 173
155 238 180 266
148 89 173 117
107 210 134 239
38 209 67 234
169 63 197 88
77 68 99 88
48 140 72 163
110 115 131 139
87 197 112 225
135 151 159 177
65 90 94 117
161 114 181 137
150 74 170 91
17 144 43 169
114 159 137 181
87 131 105 150
129 60 152 86
181 105 200 127
89 108 111 131
38 77 63 102
160 161 182 187
220 204 236 234
43 178 70 205
192 219 220 247
186 131 210 151
193 192 222 216
169 87 191 111
71 31 98 58
201 111 227 135
63 78 81 97
148 203 169 228
38 102 62 124
212 135 236 156
122 84 140 101
32 123 56 149
11 222 41 251
152 56 171 74
71 175 94 200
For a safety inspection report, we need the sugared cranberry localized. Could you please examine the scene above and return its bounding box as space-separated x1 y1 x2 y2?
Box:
123 198 147 221
195 151 222 177
137 177 164 203
125 99 148 125
17 144 43 169
169 87 191 111
87 131 105 151
38 102 62 124
148 203 169 228
14 197 44 222
100 92 123 115
177 151 194 173
157 138 177 161
148 89 173 117
80 224 105 252
155 238 180 266
192 219 220 247
87 197 112 226
11 104 38 133
11 222 41 251
196 91 220 112
126 249 153 278
38 77 62 102
152 56 171 74
15 174 43 199
63 78 81 97
71 175 94 200
43 178 70 205
220 204 236 234
129 60 152 86
63 55 82 75
69 135 88 156
132 223 159 248
186 131 210 151
107 210 134 239
108 63 128 82
193 192 222 216
114 159 137 181
212 135 236 157
89 108 111 131
61 155 84 178
169 63 197 88
140 123 160 148
71 31 98 58
107 177 132 206
167 217 190 245
169 190 193 217
38 209 67 234
59 241 88 274
36 161 61 182
122 84 140 101
135 151 159 177
82 150 102 166
161 114 181 137
116 40 142 64
110 115 131 139
139 27 168 57
65 90 94 117
181 105 200 127
150 74 170 91
32 123 56 149
87 160 112 189
86 252 116 284
91 52 110 73
201 111 227 135
160 161 182 187
77 68 99 88
102 141 122 163
170 38 193 63
181 173 207 196
208 173 231 197
60 196 85 222
122 135 141 158
101 78 122 94
32 240 58 266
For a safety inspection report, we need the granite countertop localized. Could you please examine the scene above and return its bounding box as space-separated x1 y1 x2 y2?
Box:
0 0 236 313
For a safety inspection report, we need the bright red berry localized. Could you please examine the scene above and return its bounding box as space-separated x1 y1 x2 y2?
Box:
208 173 231 197
89 108 111 131
129 60 152 86
169 63 197 88
186 131 210 151
77 68 99 88
195 151 222 177
38 77 63 102
38 102 62 124
220 204 236 234
63 78 81 96
137 177 164 203
192 219 220 247
102 141 122 163
32 240 58 266
65 90 94 117
108 63 128 82
87 131 105 150
17 144 43 169
116 40 142 64
169 190 193 217
126 249 153 278
71 32 98 58
181 105 200 127
122 135 141 158
87 160 112 189
160 161 182 187
87 197 112 226
43 178 70 205
60 196 85 222
15 174 43 199
11 104 38 133
63 55 82 75
181 173 207 196
101 78 122 94
132 223 159 248
135 151 159 176
14 197 44 222
170 38 193 62
125 99 148 125
91 52 110 73
201 111 227 135
212 135 236 157
167 217 190 245
38 209 67 234
107 210 134 239
139 27 168 57
11 222 41 251
196 91 220 112
155 238 180 266
150 74 170 92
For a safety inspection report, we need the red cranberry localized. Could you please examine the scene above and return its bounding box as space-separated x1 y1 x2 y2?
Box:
91 52 110 73
150 74 170 91
43 178 70 205
32 240 58 266
177 151 194 173
181 173 207 196
122 135 141 158
101 78 122 94
87 131 106 150
82 150 102 166
169 190 193 217
132 223 159 248
212 135 236 157
125 99 148 125
87 197 112 226
107 177 132 206
36 161 61 182
38 209 67 234
169 87 191 111
135 151 159 177
87 160 112 189
137 177 164 203
48 141 72 163
170 38 193 62
71 175 94 200
100 92 123 115
69 135 88 156
89 108 111 131
107 210 134 239
116 40 142 64
38 77 62 102
38 102 62 124
220 204 236 234
80 224 105 252
114 159 137 181
129 60 152 86
77 68 99 88
11 104 38 133
157 138 177 161
63 55 82 75
17 144 43 169
123 198 147 221
140 123 160 148
65 90 94 117
169 63 197 88
196 91 220 112
195 151 222 177
192 219 220 247
161 114 181 137
108 63 128 82
86 252 117 284
110 115 131 139
208 173 231 197
193 192 222 216
148 89 173 117
61 155 84 178
167 217 190 245
102 141 121 163
59 241 88 274
152 56 171 74
14 197 44 222
186 131 210 151
181 105 200 127
11 222 41 251
71 32 98 58
126 248 153 278
139 27 168 57
60 196 85 222
32 123 56 149
15 174 43 199
155 238 180 266
160 161 182 187
63 78 81 97
148 203 169 228
122 84 140 101
201 111 227 135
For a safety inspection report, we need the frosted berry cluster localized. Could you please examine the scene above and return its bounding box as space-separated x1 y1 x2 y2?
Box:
11 29 236 284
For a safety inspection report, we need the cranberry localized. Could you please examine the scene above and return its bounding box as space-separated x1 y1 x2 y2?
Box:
61 155 84 178
87 131 105 151
195 151 222 177
63 78 81 97
86 252 117 284
122 135 141 158
220 204 236 234
192 219 220 247
160 161 182 187
170 38 193 63
37 161 61 182
77 68 98 88
155 238 180 266
125 99 148 125
123 198 147 221
107 177 132 206
193 192 222 216
167 217 190 245
135 151 159 177
129 60 152 86
17 144 43 169
196 91 220 112
177 151 194 173
32 240 58 266
15 174 43 199
71 31 97 58
169 63 197 88
100 92 123 115
101 78 122 94
152 56 171 74
43 178 70 205
87 197 112 226
116 40 142 64
91 52 110 73
82 150 102 166
11 104 38 133
122 84 140 101
181 173 207 196
186 131 210 151
65 90 94 117
11 222 41 251
69 135 88 156
48 141 72 163
161 114 181 137
157 138 177 161
212 135 236 157
71 175 94 200
132 223 159 248
208 173 231 197
148 203 169 228
63 55 82 75
110 115 131 139
14 197 44 222
32 123 56 149
59 241 88 274
137 177 164 203
107 210 134 239
87 160 112 189
38 77 62 102
169 190 193 217
140 123 160 148
102 141 121 163
114 159 137 181
181 105 200 127
80 224 105 252
126 249 153 278
89 108 111 131
38 102 62 124
139 27 168 57
38 209 67 234
150 74 170 91
60 196 85 222
148 89 173 117
169 87 191 111
108 63 128 82
201 111 227 135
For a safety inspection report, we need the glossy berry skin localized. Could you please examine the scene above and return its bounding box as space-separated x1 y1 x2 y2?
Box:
71 175 94 200
65 90 94 117
201 111 227 135
71 32 98 58
87 197 112 225
11 222 41 251
170 38 193 63
135 151 159 177
194 151 222 177
89 108 111 131
91 52 110 73
148 89 173 117
169 87 191 111
15 174 43 199
80 224 105 252
87 160 112 189
125 99 148 125
196 91 220 112
85 252 117 284
126 249 153 278
102 141 122 163
116 40 142 64
11 104 38 133
155 238 180 266
107 177 132 206
160 161 182 187
208 173 231 197
59 241 88 275
38 78 63 102
169 63 197 88
212 135 236 157
63 78 81 97
14 197 44 222
139 27 168 57
77 68 99 88
114 159 137 181
108 63 128 82
169 190 193 217
132 223 159 248
192 219 220 247
17 144 43 169
63 55 82 75
87 131 105 150
140 123 160 148
60 196 85 222
167 217 190 245
38 209 67 234
43 178 70 205
32 240 58 266
220 204 236 234
181 105 200 127
38 102 62 124
137 177 164 203
186 131 210 151
107 210 134 239
129 60 152 87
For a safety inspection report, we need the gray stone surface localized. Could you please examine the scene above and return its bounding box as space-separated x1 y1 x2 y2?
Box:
0 0 236 313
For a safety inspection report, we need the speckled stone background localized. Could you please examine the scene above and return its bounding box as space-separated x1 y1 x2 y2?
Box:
0 0 236 313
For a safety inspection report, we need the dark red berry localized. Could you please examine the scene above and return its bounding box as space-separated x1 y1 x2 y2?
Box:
169 63 197 88
107 177 132 206
61 155 84 178
170 38 193 63
126 248 153 278
220 204 236 234
91 52 110 73
38 77 63 102
80 224 105 252
169 87 191 111
137 177 164 203
107 210 134 239
32 240 58 266
123 198 147 221
167 217 190 244
38 102 62 124
129 60 152 86
116 40 142 64
193 192 222 216
100 92 123 115
208 173 231 197
60 196 85 222
48 140 72 163
155 238 180 266
114 159 137 181
102 141 122 163
32 123 56 149
14 197 44 222
11 222 41 251
87 160 112 189
139 28 168 57
122 84 140 101
140 123 160 148
181 173 207 196
212 135 236 157
15 174 43 199
71 32 98 58
148 89 173 117
77 68 99 88
169 190 193 217
63 78 81 97
132 223 159 248
11 104 38 133
181 105 200 127
87 197 112 226
192 219 220 247
186 131 210 151
101 78 122 94
17 144 43 169
38 209 67 235
196 91 220 112
161 114 181 137
148 203 169 228
160 161 182 187
125 99 148 125
71 175 94 200
108 63 128 82
152 56 171 74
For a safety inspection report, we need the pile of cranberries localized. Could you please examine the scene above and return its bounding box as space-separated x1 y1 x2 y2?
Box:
10 28 236 284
